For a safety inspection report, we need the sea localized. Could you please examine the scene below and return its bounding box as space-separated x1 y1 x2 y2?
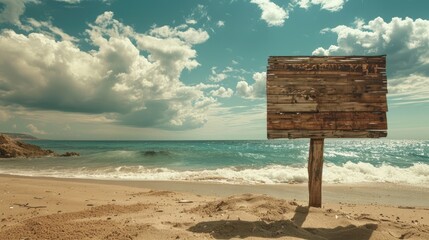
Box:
0 139 428 186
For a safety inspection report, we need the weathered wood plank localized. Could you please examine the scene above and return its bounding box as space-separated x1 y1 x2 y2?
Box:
308 138 324 208
268 121 387 131
268 55 386 65
266 71 375 76
268 64 385 75
267 103 318 112
267 84 387 95
267 112 387 130
267 112 387 121
268 60 386 66
267 94 387 104
267 130 387 139
268 102 387 113
266 78 386 86
268 58 386 63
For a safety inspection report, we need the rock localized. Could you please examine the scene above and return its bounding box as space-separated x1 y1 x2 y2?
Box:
59 152 80 157
0 134 55 158
0 134 79 158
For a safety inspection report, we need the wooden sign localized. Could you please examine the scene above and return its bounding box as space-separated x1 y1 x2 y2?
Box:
267 56 387 139
266 56 388 208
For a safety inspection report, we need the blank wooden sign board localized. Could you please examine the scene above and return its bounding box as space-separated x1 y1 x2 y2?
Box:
266 56 388 207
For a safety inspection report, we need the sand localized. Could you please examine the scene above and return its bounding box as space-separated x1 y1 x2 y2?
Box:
0 175 428 239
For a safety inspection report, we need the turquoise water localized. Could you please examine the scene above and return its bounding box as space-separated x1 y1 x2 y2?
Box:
0 139 428 185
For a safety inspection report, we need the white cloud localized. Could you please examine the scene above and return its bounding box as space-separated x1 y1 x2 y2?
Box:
313 16 429 105
209 66 248 82
194 83 219 90
353 17 365 29
209 67 228 82
210 87 234 98
250 0 347 27
26 18 78 42
294 0 347 12
0 11 216 130
149 25 209 45
236 72 266 99
56 0 80 3
312 17 429 76
186 19 197 25
216 20 225 28
0 0 39 25
250 0 288 27
26 123 46 135
389 74 429 105
312 45 338 56
187 4 210 25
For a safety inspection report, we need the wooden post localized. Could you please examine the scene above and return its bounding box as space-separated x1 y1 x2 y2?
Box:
308 138 324 208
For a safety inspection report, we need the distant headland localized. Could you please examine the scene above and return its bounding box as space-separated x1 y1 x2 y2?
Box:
0 134 78 158
0 132 39 140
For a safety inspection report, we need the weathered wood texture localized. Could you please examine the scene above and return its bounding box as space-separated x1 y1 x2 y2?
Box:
308 138 324 207
267 56 388 139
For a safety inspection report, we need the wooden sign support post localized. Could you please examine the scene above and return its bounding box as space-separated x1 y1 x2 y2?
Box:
266 56 388 208
308 138 324 207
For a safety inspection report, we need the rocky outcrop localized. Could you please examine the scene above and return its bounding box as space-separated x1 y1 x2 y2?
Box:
0 134 79 158
0 134 54 158
59 152 80 157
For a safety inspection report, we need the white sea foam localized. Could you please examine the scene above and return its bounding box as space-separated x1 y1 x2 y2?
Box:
2 161 429 187
325 150 359 158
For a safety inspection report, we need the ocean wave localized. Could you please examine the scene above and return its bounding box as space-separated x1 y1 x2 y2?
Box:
238 152 266 159
2 161 429 187
325 150 359 158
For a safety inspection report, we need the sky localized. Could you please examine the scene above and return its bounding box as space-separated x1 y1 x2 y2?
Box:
0 0 428 140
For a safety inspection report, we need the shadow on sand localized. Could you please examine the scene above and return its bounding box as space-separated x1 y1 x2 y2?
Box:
188 205 377 240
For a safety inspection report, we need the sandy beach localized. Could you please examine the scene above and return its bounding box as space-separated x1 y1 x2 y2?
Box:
0 175 428 239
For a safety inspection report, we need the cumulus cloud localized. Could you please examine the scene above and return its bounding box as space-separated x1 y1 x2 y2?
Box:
208 66 248 83
313 16 429 105
250 0 288 27
209 67 228 82
0 0 39 25
236 72 266 99
250 0 347 27
294 0 347 12
186 19 197 25
210 87 234 98
26 18 78 42
216 20 225 28
26 123 46 135
313 17 429 75
0 11 216 130
149 25 209 45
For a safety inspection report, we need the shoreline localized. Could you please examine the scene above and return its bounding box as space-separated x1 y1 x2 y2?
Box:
2 173 429 207
1 174 429 239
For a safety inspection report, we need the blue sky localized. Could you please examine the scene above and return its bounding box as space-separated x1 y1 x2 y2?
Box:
0 0 428 140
